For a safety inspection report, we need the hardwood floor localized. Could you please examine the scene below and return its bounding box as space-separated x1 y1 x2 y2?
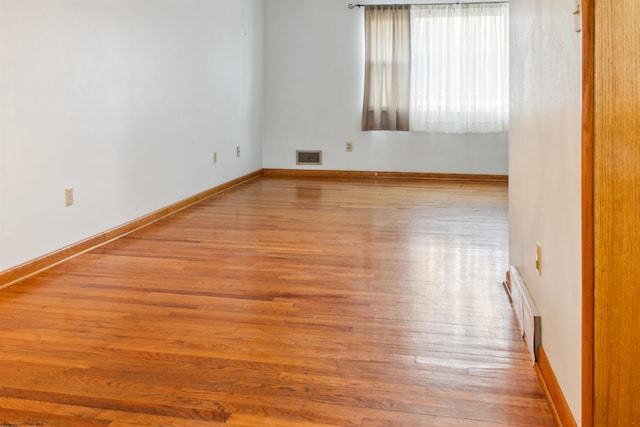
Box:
0 177 555 426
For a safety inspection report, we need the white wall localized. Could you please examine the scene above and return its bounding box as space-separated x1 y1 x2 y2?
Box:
509 0 582 423
263 0 508 174
0 0 264 271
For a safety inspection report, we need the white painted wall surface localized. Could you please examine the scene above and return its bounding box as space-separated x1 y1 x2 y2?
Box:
0 0 264 271
263 0 508 174
509 0 582 423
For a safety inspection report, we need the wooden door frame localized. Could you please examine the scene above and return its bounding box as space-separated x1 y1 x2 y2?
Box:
581 0 594 426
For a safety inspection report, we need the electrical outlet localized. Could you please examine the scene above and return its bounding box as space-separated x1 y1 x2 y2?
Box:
213 152 217 164
65 187 74 207
346 142 353 152
535 242 542 276
236 146 241 158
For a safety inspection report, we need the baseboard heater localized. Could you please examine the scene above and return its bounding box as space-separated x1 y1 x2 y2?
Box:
504 266 541 362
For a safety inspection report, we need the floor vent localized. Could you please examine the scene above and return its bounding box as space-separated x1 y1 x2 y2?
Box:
506 266 541 362
296 150 322 165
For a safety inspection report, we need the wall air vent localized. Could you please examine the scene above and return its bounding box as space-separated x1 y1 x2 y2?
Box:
296 150 322 165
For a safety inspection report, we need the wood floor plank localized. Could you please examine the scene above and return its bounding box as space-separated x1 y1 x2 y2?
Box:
0 177 554 426
0 397 225 427
0 408 111 427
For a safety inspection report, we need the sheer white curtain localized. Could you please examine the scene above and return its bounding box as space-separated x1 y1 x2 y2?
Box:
362 5 411 131
409 3 509 133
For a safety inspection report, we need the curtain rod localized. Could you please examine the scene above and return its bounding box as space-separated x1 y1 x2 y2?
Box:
348 2 508 9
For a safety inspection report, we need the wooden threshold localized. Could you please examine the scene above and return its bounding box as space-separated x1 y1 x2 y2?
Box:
0 169 263 290
263 168 508 183
535 345 578 427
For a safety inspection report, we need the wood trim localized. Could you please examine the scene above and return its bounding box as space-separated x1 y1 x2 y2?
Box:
263 168 508 183
0 168 506 289
535 345 578 427
0 235 105 291
581 0 595 425
0 170 264 290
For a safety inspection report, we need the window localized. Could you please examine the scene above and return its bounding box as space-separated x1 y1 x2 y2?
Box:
362 3 509 133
